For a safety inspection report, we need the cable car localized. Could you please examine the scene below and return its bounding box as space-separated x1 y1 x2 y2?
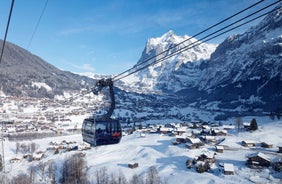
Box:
82 117 121 146
82 78 122 146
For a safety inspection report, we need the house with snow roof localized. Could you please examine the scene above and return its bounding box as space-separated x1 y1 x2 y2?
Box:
242 140 256 147
246 152 271 168
224 163 235 175
186 138 204 149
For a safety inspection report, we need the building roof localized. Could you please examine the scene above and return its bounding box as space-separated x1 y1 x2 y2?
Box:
242 140 256 144
248 152 270 162
224 163 235 172
216 145 224 150
189 138 202 144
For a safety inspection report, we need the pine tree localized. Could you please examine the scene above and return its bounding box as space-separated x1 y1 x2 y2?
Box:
249 118 258 131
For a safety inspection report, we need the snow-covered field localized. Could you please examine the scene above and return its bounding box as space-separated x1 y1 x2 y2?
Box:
1 116 282 183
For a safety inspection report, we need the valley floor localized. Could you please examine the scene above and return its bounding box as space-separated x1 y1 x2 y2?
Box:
1 116 282 183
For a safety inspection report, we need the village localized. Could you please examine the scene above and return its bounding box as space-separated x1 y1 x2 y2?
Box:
133 120 282 176
1 95 282 182
0 95 98 137
4 116 282 179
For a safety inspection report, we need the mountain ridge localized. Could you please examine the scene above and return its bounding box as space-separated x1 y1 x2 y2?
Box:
122 5 282 112
0 40 95 98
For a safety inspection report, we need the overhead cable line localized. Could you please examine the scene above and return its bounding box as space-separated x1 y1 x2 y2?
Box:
113 0 281 82
118 6 281 82
62 0 280 102
112 0 267 81
0 0 15 65
27 0 49 50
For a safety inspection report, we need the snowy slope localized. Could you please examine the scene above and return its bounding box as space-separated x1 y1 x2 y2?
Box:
199 5 282 90
2 117 282 183
194 5 282 111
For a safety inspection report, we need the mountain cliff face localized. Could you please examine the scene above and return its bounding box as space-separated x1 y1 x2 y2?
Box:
195 5 282 111
0 40 95 98
123 5 282 112
121 30 217 93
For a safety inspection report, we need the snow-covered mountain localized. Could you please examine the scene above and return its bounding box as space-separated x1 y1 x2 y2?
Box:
122 5 282 112
121 30 217 93
195 5 282 111
0 40 96 98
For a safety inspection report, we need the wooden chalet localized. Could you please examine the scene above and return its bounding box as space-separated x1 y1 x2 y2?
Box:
212 129 227 136
128 162 139 169
278 146 282 153
196 151 216 163
159 127 173 134
246 152 271 168
261 142 273 148
224 163 235 175
243 122 251 129
242 140 256 147
215 145 224 153
10 157 21 163
186 138 204 149
202 135 216 143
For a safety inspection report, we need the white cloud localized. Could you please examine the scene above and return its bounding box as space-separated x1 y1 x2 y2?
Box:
71 63 96 73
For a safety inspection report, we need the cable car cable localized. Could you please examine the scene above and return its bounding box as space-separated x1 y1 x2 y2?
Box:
113 0 281 81
112 0 267 81
62 0 281 102
0 0 15 65
27 0 49 50
119 6 281 82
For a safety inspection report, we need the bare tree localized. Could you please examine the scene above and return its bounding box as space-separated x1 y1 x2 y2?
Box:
95 167 108 184
146 166 160 184
236 117 243 134
0 154 3 172
30 143 39 154
117 170 128 184
130 174 143 184
61 153 89 184
47 160 56 183
28 165 36 183
10 173 31 184
16 142 20 154
38 161 48 182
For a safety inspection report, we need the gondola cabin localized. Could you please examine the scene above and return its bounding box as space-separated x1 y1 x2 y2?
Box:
82 118 122 146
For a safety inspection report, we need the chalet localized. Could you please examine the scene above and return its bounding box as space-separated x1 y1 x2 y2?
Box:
212 129 227 136
261 142 273 148
186 138 204 149
175 137 187 144
10 157 21 163
159 127 173 134
202 135 216 143
246 152 271 168
175 127 187 135
215 145 224 153
278 146 282 153
33 152 45 161
273 158 282 172
196 151 216 163
224 163 235 175
242 140 256 147
128 162 139 169
222 125 235 130
243 122 251 129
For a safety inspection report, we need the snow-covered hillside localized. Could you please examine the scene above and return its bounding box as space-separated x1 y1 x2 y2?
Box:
2 116 282 183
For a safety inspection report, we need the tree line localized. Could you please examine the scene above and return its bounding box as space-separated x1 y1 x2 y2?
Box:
1 153 167 184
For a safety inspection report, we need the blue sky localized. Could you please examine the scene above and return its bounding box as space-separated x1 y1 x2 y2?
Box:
0 0 274 75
